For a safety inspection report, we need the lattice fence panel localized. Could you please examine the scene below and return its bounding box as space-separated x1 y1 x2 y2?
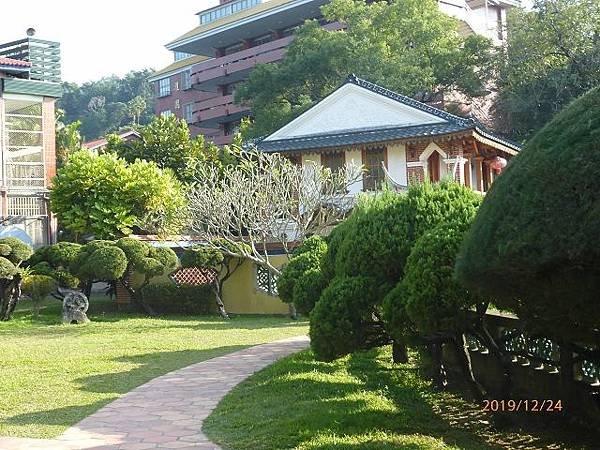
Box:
256 265 278 296
170 267 218 286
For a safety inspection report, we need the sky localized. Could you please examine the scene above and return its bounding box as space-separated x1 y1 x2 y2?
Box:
0 1 219 84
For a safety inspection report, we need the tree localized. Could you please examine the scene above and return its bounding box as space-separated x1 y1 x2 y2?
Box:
401 221 484 398
310 182 482 362
181 240 251 319
456 86 600 343
21 275 56 317
59 70 155 140
0 238 34 321
236 0 495 137
69 238 179 316
106 115 227 185
187 148 362 318
55 110 83 168
50 151 186 240
29 242 82 289
494 0 600 140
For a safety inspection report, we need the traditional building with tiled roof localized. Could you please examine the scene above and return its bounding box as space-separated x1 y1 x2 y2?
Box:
257 75 520 193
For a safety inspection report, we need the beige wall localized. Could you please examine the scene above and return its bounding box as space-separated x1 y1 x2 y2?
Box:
221 255 290 315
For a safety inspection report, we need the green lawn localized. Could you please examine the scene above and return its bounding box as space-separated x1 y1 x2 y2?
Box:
203 347 596 450
0 297 307 439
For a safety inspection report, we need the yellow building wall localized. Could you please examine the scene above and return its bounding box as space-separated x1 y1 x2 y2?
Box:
221 255 290 315
126 255 290 315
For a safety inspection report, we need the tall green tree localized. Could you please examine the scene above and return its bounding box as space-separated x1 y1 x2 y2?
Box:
236 0 495 137
106 115 227 185
50 151 186 240
494 0 600 140
55 110 83 168
59 69 155 140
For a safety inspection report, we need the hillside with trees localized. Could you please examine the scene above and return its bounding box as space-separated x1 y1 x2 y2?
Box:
58 69 155 141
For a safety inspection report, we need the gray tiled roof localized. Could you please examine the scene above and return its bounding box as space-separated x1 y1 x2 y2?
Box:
258 122 472 152
256 75 521 153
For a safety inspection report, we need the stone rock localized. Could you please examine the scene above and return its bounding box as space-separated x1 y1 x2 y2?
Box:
61 290 90 324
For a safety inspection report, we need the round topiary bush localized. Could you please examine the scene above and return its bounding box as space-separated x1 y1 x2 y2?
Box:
403 221 478 334
309 276 379 362
83 246 128 281
0 237 33 265
292 268 326 315
181 246 224 269
456 86 600 339
116 237 149 264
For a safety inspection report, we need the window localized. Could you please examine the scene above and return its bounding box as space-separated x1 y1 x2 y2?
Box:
158 78 171 97
199 0 262 25
362 146 386 191
181 69 192 90
321 151 345 173
223 42 245 56
256 265 278 296
183 103 194 123
3 98 45 188
174 51 192 61
252 33 273 47
160 110 173 118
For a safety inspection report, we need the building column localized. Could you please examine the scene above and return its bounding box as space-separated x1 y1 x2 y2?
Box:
474 156 484 192
464 156 471 189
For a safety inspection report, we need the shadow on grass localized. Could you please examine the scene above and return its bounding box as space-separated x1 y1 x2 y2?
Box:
205 348 596 450
5 345 248 430
76 345 249 395
203 349 499 450
3 401 110 429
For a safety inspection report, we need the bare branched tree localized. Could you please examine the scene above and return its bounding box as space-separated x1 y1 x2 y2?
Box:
187 149 362 315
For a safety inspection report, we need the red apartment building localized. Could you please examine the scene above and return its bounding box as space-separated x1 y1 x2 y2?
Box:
150 0 519 145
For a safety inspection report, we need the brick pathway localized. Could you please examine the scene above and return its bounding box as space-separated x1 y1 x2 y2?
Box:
0 335 309 450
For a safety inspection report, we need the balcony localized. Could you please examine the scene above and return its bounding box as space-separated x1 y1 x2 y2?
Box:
191 35 293 91
195 94 251 128
0 38 61 83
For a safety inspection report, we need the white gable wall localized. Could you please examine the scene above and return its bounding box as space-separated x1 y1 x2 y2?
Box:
265 83 447 141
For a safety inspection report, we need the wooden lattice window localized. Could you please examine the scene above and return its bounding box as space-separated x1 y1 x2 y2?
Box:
362 146 386 191
256 265 278 296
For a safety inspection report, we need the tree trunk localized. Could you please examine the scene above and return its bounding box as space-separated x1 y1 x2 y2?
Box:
213 282 230 319
289 303 298 320
428 341 448 390
452 333 485 402
1 278 21 321
121 279 156 316
392 339 409 364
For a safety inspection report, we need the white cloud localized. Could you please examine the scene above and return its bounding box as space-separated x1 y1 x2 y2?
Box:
0 1 219 84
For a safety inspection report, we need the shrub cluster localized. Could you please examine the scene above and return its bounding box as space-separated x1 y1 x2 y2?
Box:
306 182 481 362
140 283 215 315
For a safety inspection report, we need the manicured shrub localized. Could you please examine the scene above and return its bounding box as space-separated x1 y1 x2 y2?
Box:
82 246 129 281
310 276 380 361
116 237 149 264
403 221 478 334
0 239 35 321
47 242 82 268
0 238 33 265
0 257 18 278
292 268 326 315
278 237 327 302
140 283 215 315
22 275 56 316
456 86 600 340
310 181 482 362
181 246 224 269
